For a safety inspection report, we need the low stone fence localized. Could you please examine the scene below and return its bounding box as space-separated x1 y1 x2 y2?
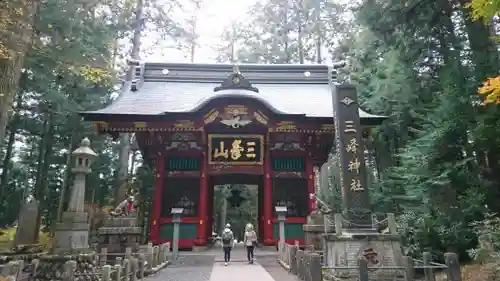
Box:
98 242 171 272
278 243 322 281
0 242 170 281
278 244 462 281
1 258 39 281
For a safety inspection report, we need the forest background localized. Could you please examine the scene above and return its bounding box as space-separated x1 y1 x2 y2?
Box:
1 0 500 268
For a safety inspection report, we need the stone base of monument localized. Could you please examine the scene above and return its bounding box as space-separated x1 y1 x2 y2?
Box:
34 253 98 281
323 213 404 280
97 214 141 257
53 212 91 253
303 211 333 252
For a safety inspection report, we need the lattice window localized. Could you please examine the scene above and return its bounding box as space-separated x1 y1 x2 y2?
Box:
271 156 305 171
166 156 201 171
161 178 200 217
271 178 308 217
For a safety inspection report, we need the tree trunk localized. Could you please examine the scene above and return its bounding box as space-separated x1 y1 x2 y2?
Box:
0 0 38 148
116 133 131 203
314 0 322 64
296 2 304 64
116 0 144 204
220 194 227 235
56 129 76 223
0 91 22 196
33 110 51 241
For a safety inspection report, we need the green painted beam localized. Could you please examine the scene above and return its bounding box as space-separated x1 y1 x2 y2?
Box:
272 223 304 239
159 223 198 239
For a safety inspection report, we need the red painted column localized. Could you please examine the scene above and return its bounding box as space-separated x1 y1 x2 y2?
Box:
306 152 315 214
264 133 273 245
151 152 165 244
196 151 208 246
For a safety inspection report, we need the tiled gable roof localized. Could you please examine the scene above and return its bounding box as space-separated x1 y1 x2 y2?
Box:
83 62 386 120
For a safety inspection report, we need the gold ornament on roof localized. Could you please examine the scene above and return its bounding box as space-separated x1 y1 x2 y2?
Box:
232 64 240 74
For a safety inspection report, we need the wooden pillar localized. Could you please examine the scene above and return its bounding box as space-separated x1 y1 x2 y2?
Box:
306 152 315 214
196 151 208 246
264 133 273 245
150 152 165 244
206 182 213 239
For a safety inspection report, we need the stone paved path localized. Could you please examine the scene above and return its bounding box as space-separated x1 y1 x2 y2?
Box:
145 246 298 281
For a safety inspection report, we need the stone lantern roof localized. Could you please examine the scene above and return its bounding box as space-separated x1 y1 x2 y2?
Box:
72 137 97 157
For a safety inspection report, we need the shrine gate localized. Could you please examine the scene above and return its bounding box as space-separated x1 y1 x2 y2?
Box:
81 62 385 249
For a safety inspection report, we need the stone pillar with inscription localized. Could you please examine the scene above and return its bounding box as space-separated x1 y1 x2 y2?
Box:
324 85 404 279
332 85 372 230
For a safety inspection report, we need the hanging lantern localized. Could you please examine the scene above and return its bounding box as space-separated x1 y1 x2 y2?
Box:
227 189 246 207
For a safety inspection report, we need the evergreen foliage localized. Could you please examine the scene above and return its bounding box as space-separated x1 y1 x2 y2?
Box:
1 0 500 261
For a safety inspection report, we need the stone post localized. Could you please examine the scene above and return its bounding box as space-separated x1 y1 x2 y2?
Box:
153 246 160 267
146 243 153 270
160 244 166 264
31 259 39 277
275 206 287 252
358 258 368 281
116 257 123 266
100 248 108 266
125 247 133 259
171 208 184 260
309 253 322 281
444 253 461 281
130 257 138 281
165 243 170 262
63 260 77 281
296 250 304 280
402 256 414 281
157 244 162 264
387 213 397 234
54 138 97 251
15 260 24 281
334 213 342 235
423 252 435 281
114 264 122 281
138 254 146 279
123 259 130 281
290 245 299 275
1 261 14 277
101 265 112 281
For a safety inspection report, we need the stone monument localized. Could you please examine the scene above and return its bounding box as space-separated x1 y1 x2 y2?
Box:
53 137 97 252
323 85 403 279
13 200 39 248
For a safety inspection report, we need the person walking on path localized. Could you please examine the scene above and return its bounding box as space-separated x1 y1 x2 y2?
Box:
221 223 234 266
243 223 257 264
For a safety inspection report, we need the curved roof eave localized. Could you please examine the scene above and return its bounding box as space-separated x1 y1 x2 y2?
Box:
163 90 304 116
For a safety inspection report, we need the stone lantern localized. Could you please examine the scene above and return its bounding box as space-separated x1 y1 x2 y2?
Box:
68 138 97 213
54 137 97 252
71 137 97 174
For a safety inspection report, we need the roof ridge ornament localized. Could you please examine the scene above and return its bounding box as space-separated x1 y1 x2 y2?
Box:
214 65 259 93
130 63 145 92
